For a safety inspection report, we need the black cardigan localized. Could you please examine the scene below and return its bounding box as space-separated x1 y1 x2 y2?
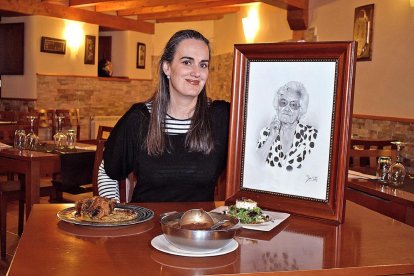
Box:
103 101 230 202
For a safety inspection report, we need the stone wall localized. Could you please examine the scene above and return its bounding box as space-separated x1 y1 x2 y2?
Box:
352 116 414 142
2 52 414 142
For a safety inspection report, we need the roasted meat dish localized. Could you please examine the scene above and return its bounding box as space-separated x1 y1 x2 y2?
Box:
75 196 117 220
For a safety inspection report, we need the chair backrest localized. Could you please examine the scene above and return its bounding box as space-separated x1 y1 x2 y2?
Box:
92 139 127 203
55 109 80 140
0 111 16 122
16 111 39 134
93 126 128 202
97 125 113 140
351 139 397 150
37 109 55 128
349 148 397 168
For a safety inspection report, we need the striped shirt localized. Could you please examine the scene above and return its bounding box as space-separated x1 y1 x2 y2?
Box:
97 102 191 202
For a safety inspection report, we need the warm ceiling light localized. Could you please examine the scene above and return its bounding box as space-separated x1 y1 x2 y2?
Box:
243 5 260 43
411 0 414 7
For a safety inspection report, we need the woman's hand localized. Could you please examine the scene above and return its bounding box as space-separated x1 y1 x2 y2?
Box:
269 116 280 136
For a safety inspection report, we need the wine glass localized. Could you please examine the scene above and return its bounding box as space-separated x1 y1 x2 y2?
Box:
14 129 26 151
53 114 67 149
387 141 406 187
25 116 39 150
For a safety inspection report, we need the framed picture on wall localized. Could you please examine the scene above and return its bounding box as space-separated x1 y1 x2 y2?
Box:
353 4 374 61
84 35 96 65
137 42 146 69
225 41 357 224
40 36 66 55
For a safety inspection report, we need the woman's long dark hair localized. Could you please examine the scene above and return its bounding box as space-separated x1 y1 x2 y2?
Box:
146 29 214 156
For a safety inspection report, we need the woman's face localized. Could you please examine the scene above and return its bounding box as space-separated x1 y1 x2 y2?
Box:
277 91 301 125
163 38 209 101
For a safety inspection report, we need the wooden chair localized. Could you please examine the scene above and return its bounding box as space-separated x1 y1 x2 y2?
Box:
92 139 128 203
349 148 397 169
351 139 397 150
97 125 113 140
54 109 81 140
37 109 55 140
0 177 55 260
350 139 398 168
0 111 16 122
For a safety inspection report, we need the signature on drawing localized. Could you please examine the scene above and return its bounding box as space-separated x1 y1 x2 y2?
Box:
305 175 318 183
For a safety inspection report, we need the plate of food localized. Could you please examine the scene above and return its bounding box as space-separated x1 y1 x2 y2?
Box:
57 196 154 227
226 199 273 226
211 198 290 231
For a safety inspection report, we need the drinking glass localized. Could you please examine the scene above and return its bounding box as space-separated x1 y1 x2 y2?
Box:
376 156 392 182
14 129 26 150
25 116 39 150
53 114 67 149
387 141 406 187
66 129 76 149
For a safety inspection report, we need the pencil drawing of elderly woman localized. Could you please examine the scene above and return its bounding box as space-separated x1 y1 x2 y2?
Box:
257 81 318 171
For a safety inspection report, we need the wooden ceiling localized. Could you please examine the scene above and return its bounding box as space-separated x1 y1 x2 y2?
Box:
0 0 308 34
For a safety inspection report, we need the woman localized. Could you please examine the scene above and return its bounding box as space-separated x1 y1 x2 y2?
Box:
257 81 318 171
101 30 229 202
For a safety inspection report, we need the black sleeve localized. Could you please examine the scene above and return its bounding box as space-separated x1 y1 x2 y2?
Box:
103 103 149 180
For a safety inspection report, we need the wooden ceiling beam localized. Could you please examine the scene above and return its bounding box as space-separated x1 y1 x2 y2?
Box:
260 0 307 10
94 0 249 12
287 0 308 30
0 0 154 33
136 6 240 21
118 1 252 16
156 14 224 23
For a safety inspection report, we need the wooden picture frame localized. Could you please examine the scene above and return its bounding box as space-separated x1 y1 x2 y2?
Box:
137 42 146 69
225 42 357 224
40 36 66 55
84 35 96 65
353 4 374 61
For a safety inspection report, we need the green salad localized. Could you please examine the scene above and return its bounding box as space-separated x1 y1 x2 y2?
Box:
227 205 270 224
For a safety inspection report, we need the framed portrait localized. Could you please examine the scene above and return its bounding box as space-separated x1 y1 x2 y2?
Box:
353 4 374 61
225 41 357 224
40 36 66 55
84 35 96 65
137 42 146 69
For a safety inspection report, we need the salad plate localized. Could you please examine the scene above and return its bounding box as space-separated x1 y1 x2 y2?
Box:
211 206 290 232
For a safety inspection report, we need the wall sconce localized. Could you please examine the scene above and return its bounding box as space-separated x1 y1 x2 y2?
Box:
64 21 83 50
411 0 414 7
242 6 260 43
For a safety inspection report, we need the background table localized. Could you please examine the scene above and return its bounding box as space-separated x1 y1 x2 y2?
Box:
7 201 414 275
0 145 95 218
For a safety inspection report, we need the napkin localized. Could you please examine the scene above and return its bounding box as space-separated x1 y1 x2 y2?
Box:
210 206 290 232
348 170 378 180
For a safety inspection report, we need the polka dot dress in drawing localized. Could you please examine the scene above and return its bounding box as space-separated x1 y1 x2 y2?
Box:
257 123 318 171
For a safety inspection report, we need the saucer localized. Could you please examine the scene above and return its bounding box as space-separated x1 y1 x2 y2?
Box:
151 235 238 257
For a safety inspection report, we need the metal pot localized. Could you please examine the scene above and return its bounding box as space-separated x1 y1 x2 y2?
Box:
160 210 240 252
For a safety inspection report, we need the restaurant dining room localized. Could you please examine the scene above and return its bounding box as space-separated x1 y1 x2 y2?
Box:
0 0 414 275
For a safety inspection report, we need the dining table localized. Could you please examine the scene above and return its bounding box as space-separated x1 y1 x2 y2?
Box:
347 168 414 226
0 143 96 219
7 201 414 275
